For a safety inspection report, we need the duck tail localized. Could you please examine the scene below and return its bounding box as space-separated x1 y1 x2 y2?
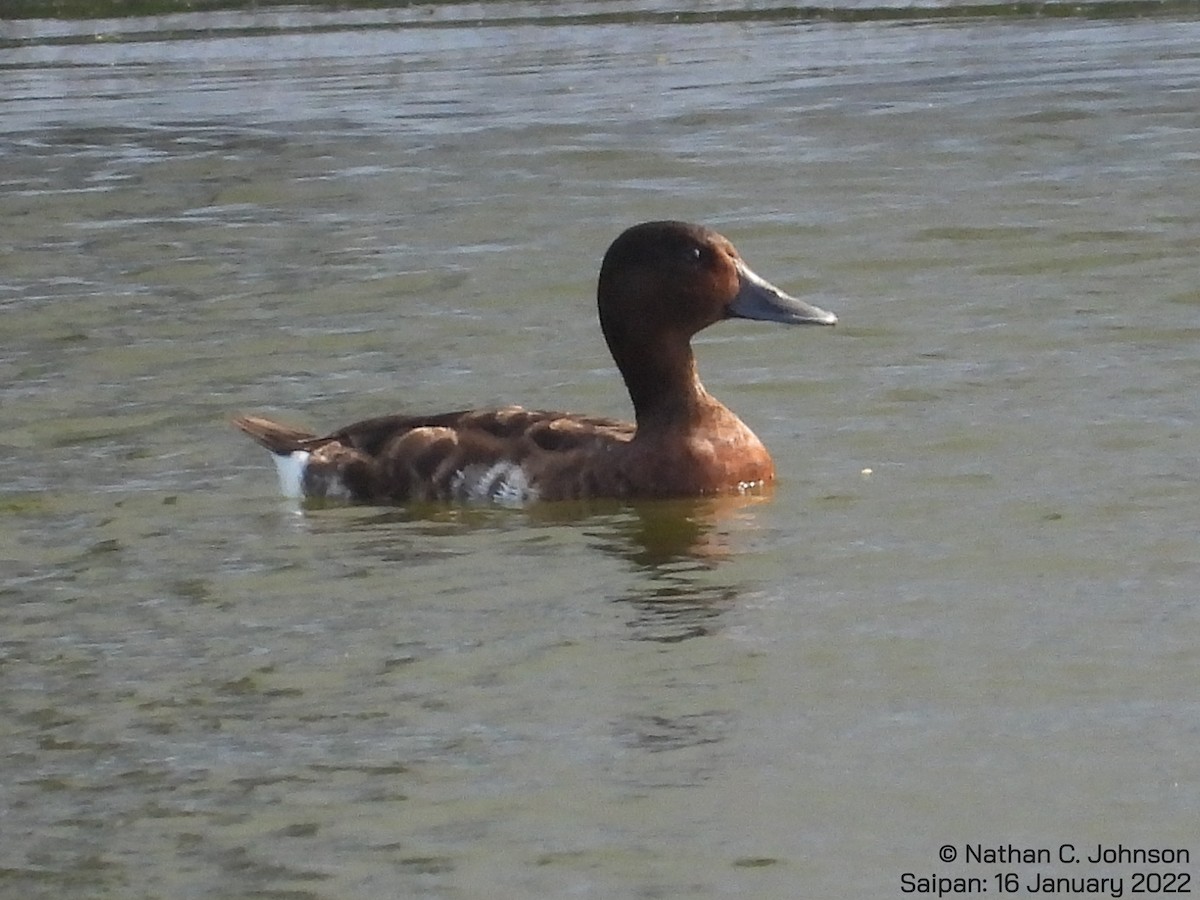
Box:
232 414 318 455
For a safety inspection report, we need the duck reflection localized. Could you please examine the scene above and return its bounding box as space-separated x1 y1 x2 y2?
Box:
296 489 769 643
535 491 771 644
528 489 772 567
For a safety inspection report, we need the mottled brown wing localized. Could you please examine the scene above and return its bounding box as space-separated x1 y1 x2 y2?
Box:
235 407 638 503
325 405 634 456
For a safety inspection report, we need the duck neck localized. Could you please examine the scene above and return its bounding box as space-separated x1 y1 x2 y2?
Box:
612 332 717 432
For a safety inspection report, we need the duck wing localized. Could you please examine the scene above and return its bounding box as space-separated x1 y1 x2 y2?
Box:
323 405 634 456
233 407 635 504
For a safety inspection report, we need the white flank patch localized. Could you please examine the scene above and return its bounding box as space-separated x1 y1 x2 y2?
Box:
271 450 310 499
490 463 537 507
450 461 538 507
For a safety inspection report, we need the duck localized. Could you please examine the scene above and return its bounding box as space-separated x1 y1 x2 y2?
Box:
233 220 837 505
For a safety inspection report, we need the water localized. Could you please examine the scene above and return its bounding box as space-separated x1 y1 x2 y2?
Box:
2 3 1199 897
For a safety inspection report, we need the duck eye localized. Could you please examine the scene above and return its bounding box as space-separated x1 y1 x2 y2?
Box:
688 245 706 264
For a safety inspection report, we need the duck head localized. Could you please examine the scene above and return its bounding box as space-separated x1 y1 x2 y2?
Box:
596 220 837 423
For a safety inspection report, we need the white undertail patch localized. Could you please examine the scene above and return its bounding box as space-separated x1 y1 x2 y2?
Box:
450 461 538 508
271 451 310 499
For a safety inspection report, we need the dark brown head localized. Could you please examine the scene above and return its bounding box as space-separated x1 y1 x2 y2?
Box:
597 220 835 349
596 221 836 418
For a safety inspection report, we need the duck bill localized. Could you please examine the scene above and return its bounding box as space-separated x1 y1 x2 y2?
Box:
728 261 838 326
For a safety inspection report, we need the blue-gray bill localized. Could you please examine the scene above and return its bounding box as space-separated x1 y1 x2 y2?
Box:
729 261 838 326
